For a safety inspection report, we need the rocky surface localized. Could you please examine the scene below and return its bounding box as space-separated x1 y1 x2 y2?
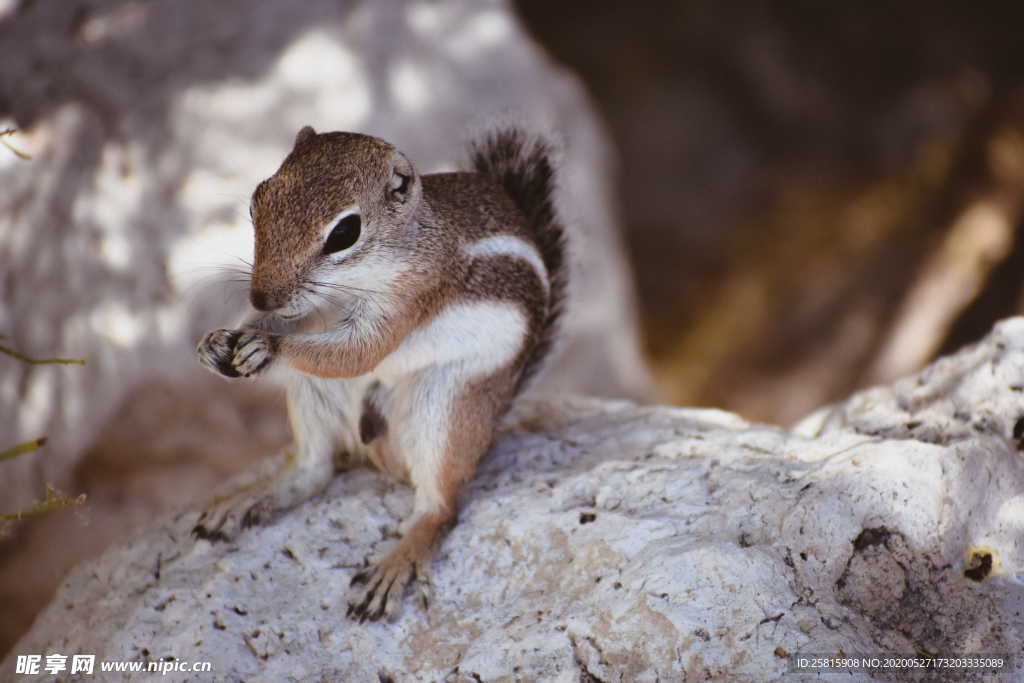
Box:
7 319 1024 681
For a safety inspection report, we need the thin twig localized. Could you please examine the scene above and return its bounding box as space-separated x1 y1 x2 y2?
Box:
0 343 86 365
0 128 31 160
0 437 46 462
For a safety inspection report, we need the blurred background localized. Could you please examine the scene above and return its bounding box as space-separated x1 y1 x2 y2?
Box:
4 0 1024 659
518 0 1024 423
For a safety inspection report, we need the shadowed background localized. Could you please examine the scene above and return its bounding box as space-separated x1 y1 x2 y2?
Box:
518 0 1024 422
3 0 1024 660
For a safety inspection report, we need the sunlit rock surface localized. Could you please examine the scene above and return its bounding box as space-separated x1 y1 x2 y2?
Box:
8 319 1024 681
0 0 653 514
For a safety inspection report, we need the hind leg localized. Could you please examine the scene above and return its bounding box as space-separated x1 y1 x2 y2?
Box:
347 372 503 621
193 377 361 541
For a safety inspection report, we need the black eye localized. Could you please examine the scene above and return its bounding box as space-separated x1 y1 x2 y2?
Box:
323 214 361 255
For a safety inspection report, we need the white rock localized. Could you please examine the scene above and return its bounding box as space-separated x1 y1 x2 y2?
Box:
8 319 1024 680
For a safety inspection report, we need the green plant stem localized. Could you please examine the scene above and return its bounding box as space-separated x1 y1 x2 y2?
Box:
0 484 86 521
0 437 47 461
0 344 85 365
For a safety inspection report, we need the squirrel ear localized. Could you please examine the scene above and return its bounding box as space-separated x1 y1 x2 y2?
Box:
388 151 415 202
294 126 316 147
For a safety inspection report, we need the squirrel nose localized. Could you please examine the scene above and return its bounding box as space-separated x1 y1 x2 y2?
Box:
250 289 270 311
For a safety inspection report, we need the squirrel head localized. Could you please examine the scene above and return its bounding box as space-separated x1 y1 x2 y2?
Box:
247 126 422 317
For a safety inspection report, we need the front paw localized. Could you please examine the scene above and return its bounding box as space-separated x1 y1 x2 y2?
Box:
232 330 278 377
192 454 333 542
197 329 242 378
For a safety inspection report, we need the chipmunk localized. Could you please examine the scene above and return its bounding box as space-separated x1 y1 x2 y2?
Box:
194 125 567 621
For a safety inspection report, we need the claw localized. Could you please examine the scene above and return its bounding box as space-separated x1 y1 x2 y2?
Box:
232 330 276 377
417 575 433 610
347 570 386 622
241 502 266 529
346 550 429 622
197 329 243 378
190 498 259 543
191 523 228 543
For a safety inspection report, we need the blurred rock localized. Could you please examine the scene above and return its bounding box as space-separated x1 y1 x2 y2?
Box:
7 318 1024 680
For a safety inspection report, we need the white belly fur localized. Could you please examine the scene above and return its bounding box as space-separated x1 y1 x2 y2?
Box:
285 301 527 498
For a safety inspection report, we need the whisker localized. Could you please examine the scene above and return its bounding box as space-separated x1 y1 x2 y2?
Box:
306 280 390 297
313 297 329 332
176 268 252 305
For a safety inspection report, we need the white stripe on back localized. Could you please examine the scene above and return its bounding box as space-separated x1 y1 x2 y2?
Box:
463 235 549 291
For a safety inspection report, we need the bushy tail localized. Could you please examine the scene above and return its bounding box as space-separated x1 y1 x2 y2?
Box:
469 128 568 394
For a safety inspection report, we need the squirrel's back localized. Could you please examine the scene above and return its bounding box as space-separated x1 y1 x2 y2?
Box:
468 129 568 394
